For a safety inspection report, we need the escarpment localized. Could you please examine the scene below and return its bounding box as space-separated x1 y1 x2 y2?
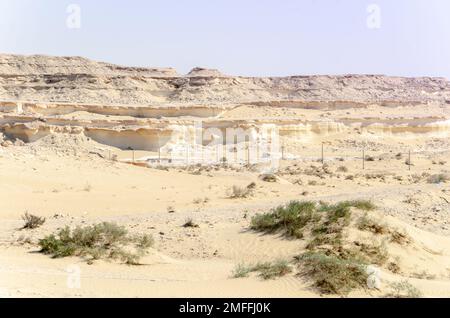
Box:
1 54 450 152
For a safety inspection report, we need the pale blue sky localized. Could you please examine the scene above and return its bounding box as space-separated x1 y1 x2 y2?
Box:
0 0 449 77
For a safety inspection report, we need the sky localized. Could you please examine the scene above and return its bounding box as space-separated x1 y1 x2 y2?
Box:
0 0 449 78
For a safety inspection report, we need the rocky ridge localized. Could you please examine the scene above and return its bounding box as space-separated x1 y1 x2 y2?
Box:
1 54 449 106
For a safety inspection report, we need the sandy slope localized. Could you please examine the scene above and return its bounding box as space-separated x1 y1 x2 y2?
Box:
1 136 449 298
0 54 449 298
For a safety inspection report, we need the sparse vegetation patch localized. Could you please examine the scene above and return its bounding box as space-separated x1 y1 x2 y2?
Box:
357 213 388 235
248 199 404 295
427 173 450 184
232 259 292 280
183 218 199 228
39 222 153 265
385 280 423 298
228 184 254 199
297 251 368 295
22 212 46 229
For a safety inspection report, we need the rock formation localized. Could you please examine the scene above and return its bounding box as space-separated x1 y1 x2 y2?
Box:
1 53 449 152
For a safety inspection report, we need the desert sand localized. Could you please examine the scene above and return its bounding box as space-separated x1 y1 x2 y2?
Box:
0 54 449 298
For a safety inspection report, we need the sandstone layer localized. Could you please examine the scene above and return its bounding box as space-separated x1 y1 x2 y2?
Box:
1 54 450 153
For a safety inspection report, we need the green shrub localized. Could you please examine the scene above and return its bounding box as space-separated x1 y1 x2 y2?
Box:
250 199 385 295
297 251 368 295
357 242 389 266
252 260 292 280
251 201 318 238
232 263 253 278
251 200 375 240
39 222 153 265
337 200 376 211
232 260 292 280
250 213 279 232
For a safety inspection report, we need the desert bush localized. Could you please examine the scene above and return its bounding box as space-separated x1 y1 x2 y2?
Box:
297 251 368 295
251 201 318 238
260 174 277 182
300 239 388 293
250 213 279 232
357 214 388 234
387 261 401 274
22 212 46 229
247 182 257 190
228 185 253 199
410 174 423 184
167 206 175 213
337 166 348 173
193 197 209 204
251 199 384 295
83 183 92 192
251 200 375 240
232 260 292 280
390 230 411 245
303 165 331 178
183 218 199 228
252 260 292 280
307 203 355 249
427 173 450 184
385 280 422 298
38 222 153 264
232 263 253 278
365 173 386 181
306 232 343 250
411 270 436 280
317 200 375 212
338 200 376 211
357 242 389 266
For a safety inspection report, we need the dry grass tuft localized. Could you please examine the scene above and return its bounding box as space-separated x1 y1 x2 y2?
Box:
427 173 450 184
228 184 254 199
232 259 292 280
390 230 411 245
385 280 422 298
22 212 46 229
357 214 388 235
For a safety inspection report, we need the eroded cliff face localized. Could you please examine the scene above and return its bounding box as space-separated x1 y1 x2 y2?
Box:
1 53 450 105
2 100 450 152
1 54 450 152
